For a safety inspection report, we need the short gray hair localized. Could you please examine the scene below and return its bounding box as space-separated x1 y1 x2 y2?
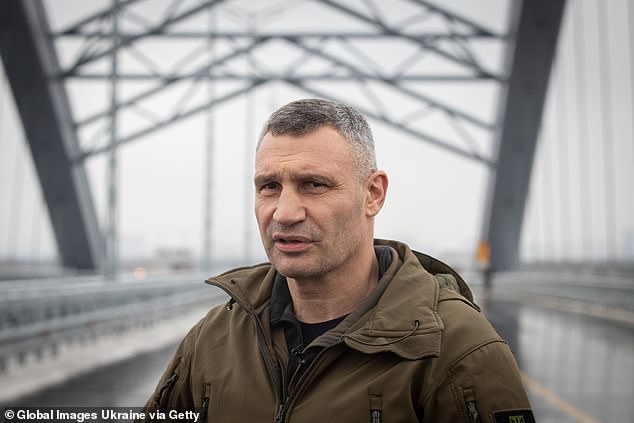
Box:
257 98 377 179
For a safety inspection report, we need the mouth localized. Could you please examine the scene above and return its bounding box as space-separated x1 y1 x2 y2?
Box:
273 233 311 242
272 234 313 252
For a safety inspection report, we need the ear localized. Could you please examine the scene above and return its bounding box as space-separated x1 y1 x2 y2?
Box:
365 170 388 217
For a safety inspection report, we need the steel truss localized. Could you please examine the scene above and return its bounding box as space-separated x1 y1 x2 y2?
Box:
2 0 564 272
53 0 505 166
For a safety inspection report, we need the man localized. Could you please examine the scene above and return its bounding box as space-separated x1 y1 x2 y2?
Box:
142 99 534 422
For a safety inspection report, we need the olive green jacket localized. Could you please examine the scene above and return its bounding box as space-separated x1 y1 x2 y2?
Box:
142 240 533 422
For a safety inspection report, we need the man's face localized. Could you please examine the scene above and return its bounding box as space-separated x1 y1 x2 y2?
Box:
254 126 370 281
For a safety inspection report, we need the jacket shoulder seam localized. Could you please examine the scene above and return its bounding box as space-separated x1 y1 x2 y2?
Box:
437 288 481 311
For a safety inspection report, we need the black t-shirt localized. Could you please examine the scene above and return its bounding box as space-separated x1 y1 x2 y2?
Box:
299 314 348 347
269 245 394 357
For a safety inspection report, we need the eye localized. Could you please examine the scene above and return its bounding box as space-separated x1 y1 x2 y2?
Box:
258 182 280 195
303 180 328 193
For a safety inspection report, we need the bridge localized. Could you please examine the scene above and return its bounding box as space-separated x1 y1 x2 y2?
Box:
0 1 633 422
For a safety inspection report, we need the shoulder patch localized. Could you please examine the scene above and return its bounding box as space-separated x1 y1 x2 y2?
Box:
491 409 536 423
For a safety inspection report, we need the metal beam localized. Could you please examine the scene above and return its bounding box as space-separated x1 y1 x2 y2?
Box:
405 0 501 37
284 79 494 166
55 30 502 40
0 0 104 269
57 0 144 34
69 26 495 165
284 37 495 130
481 0 567 271
65 72 497 82
64 0 227 73
74 80 266 162
315 0 500 78
74 37 270 128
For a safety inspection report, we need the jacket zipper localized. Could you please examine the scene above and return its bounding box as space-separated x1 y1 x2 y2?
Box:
287 348 308 393
200 383 211 422
279 342 343 421
209 279 345 422
273 404 285 423
463 387 479 423
208 280 285 423
466 401 479 423
254 317 288 423
369 393 383 423
153 372 179 408
273 357 289 423
273 355 315 423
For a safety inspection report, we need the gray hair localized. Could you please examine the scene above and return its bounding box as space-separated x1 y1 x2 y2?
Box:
257 98 377 179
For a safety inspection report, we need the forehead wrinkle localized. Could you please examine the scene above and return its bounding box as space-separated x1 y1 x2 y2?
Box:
255 129 357 182
256 152 350 177
254 163 339 184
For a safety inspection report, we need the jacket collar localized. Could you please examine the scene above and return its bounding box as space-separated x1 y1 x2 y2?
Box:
205 239 469 360
333 240 443 360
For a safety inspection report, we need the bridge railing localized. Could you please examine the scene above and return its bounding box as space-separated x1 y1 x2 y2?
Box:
0 273 226 372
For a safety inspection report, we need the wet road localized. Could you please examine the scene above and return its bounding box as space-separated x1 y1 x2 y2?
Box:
484 299 633 423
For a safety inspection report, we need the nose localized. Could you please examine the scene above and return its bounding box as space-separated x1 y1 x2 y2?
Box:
272 188 306 226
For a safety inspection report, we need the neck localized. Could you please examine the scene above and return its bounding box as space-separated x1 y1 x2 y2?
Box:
286 244 379 323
